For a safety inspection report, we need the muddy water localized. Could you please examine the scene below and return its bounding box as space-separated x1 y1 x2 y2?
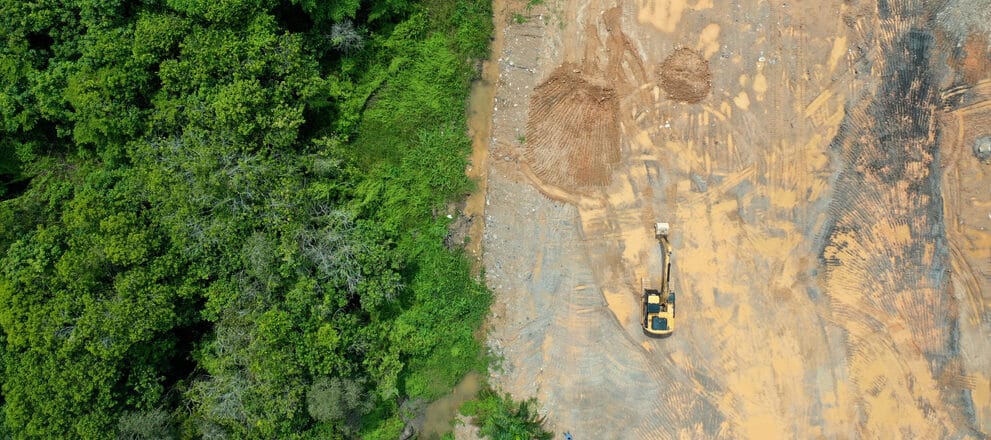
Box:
418 0 506 437
463 0 507 267
418 371 483 439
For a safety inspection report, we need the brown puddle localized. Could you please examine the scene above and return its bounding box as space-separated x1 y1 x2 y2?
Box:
462 0 507 268
418 371 483 439
418 0 505 436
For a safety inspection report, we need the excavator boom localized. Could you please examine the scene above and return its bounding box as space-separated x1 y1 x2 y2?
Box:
642 223 676 336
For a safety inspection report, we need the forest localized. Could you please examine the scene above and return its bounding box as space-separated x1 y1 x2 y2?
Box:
0 0 527 438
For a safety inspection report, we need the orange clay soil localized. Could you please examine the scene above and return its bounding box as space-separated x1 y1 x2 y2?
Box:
474 0 991 438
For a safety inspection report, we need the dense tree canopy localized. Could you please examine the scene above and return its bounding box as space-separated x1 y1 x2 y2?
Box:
0 0 494 438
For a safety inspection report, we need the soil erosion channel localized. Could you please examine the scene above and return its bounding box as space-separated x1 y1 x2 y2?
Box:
479 0 991 438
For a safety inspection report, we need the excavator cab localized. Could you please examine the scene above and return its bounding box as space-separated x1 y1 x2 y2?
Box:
642 223 675 336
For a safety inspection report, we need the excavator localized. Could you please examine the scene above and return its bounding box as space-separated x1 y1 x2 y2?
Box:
642 222 675 337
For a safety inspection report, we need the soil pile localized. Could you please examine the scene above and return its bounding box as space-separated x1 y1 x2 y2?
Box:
658 48 712 103
524 64 620 188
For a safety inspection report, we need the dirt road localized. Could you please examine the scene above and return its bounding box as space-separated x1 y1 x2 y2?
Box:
477 0 991 438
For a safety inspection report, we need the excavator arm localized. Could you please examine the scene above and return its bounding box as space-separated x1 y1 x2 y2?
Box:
643 223 676 336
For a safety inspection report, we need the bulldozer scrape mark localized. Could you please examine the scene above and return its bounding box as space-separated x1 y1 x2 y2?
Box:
940 73 991 433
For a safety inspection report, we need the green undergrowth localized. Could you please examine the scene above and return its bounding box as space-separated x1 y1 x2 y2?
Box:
458 385 554 440
348 2 494 437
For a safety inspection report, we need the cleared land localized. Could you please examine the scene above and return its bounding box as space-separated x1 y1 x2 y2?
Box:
476 0 991 438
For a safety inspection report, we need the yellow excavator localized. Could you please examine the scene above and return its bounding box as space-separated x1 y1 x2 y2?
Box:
642 222 675 336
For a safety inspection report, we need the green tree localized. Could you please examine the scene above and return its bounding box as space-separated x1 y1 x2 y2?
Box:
306 377 374 433
0 169 196 439
117 408 173 440
165 0 276 23
0 330 7 437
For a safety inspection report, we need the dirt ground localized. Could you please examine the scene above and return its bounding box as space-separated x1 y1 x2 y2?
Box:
469 0 991 438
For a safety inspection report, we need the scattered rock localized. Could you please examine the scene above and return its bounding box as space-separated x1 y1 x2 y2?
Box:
974 136 991 163
445 209 473 250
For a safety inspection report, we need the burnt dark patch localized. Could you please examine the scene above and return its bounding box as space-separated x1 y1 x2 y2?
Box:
817 16 957 379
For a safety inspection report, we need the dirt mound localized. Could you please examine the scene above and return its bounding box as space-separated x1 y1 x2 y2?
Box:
524 64 620 188
658 48 712 103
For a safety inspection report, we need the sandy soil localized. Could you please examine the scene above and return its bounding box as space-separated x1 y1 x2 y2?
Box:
472 0 991 438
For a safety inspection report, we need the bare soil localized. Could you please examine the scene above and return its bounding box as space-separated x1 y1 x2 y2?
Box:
471 0 991 438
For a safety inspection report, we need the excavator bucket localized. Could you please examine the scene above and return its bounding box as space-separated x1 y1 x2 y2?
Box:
655 222 670 238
